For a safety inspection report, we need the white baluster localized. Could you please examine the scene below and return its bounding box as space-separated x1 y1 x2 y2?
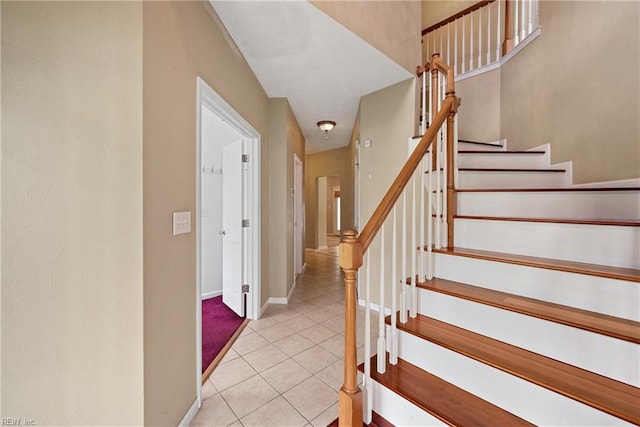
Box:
528 0 534 34
478 9 482 67
487 3 492 64
377 225 386 374
427 149 434 280
514 0 519 44
420 154 425 282
454 18 458 75
363 252 372 425
447 23 451 68
428 65 433 126
410 174 417 318
462 14 466 73
421 70 427 135
470 10 474 70
496 0 502 59
390 206 398 365
400 191 407 324
521 0 526 41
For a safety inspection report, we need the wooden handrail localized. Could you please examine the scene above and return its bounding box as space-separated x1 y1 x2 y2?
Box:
358 97 454 253
422 0 496 36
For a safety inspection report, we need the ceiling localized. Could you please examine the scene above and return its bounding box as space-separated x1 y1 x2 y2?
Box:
210 1 412 154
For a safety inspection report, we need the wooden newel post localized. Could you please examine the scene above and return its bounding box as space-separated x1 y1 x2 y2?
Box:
338 229 363 427
502 0 515 56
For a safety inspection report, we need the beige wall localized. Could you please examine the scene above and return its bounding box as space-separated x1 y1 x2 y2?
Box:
310 1 422 73
422 0 476 29
2 2 144 424
142 2 269 424
305 147 354 248
457 69 501 142
267 99 305 299
500 0 640 183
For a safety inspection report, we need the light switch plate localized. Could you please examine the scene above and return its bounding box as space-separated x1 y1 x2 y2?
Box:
173 211 191 235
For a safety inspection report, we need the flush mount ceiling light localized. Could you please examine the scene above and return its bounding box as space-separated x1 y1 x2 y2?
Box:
317 120 336 135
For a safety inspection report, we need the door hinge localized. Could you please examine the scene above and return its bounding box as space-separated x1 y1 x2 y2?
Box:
242 219 250 228
242 284 250 293
241 154 249 163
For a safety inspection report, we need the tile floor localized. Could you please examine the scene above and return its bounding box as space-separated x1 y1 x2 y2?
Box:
191 248 372 427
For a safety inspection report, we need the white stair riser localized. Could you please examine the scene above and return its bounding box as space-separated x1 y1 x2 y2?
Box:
457 170 567 188
415 288 640 386
397 331 633 426
454 219 640 269
369 380 444 426
432 253 640 321
458 141 505 151
457 190 640 221
458 152 548 169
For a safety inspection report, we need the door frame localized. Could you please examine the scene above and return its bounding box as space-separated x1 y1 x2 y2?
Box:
195 76 261 406
293 153 303 283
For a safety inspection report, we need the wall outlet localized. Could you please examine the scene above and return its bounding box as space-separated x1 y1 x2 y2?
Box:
173 211 191 235
364 139 372 148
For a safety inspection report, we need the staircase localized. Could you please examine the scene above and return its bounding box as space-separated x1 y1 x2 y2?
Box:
361 139 640 426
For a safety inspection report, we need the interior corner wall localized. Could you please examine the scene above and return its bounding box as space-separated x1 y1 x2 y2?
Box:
456 69 501 143
305 147 354 249
2 2 144 424
310 1 422 73
500 0 640 183
142 2 269 425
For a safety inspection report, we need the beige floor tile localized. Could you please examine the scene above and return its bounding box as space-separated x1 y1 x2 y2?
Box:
321 315 345 333
248 316 279 331
210 357 257 392
202 378 217 400
239 326 255 337
283 376 338 421
226 422 243 427
288 315 319 332
288 302 320 316
310 402 338 427
218 348 240 366
273 333 316 357
240 396 307 427
261 359 313 394
300 324 338 344
304 308 336 323
221 375 279 419
272 307 301 322
190 394 238 427
256 323 296 343
232 332 269 355
314 360 343 391
319 333 345 358
293 345 339 374
242 344 289 372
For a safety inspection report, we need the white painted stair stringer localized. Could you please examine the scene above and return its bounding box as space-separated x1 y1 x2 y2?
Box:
370 379 445 427
457 189 640 221
397 330 633 426
454 218 640 269
458 152 548 169
432 253 640 321
457 169 567 188
415 289 640 386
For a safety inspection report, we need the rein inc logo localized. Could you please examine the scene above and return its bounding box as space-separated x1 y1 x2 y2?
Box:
2 419 36 426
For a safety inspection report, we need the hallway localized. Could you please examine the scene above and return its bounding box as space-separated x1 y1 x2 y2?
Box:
191 249 369 426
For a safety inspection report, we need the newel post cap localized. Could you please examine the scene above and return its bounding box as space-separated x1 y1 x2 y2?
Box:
339 229 363 270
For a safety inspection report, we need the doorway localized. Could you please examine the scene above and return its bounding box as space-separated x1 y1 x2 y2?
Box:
195 76 261 407
317 175 341 249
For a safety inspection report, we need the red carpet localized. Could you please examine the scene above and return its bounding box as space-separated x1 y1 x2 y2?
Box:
202 296 244 373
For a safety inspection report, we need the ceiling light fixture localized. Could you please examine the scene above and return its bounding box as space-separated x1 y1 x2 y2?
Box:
317 120 336 136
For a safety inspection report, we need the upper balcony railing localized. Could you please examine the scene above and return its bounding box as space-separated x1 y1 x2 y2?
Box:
422 0 539 78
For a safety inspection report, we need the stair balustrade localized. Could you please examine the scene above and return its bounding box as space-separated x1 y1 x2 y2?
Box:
338 54 460 426
422 0 539 78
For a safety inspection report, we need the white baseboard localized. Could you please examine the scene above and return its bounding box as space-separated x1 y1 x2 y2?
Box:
260 300 270 318
201 290 222 300
178 398 199 427
317 245 329 250
301 262 307 274
269 297 288 305
287 280 297 300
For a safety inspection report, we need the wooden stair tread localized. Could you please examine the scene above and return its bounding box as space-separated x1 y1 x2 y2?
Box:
457 187 640 192
431 246 640 283
416 277 640 343
361 355 534 427
392 314 640 424
458 150 545 154
455 215 640 227
459 167 566 172
412 136 504 148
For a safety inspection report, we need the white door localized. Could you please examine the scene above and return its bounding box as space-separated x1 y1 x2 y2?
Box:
294 155 303 278
222 139 244 316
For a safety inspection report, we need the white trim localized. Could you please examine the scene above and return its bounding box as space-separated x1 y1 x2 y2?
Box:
269 297 288 305
287 279 297 301
201 290 223 300
178 398 199 427
260 299 270 317
195 76 262 416
358 299 393 316
570 177 640 188
453 28 542 83
318 245 329 250
301 262 307 274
